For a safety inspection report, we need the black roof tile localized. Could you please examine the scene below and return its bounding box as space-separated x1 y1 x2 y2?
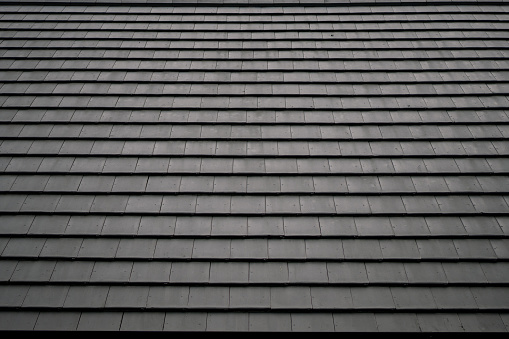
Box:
1 0 509 332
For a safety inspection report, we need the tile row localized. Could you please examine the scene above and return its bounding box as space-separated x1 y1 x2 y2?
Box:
2 30 508 40
2 174 509 194
3 13 508 22
3 83 509 96
3 123 508 140
2 140 508 156
4 95 509 110
1 237 507 260
2 215 506 237
0 193 508 214
2 71 509 83
0 310 508 332
3 59 508 71
2 40 507 51
3 20 507 30
2 156 508 175
2 260 508 284
2 4 506 14
2 109 507 124
0 284 507 310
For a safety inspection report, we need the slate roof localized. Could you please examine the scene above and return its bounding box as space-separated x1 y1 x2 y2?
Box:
0 0 509 332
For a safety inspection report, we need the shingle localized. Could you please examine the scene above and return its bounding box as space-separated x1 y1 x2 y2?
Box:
250 262 288 284
404 263 448 284
170 262 210 283
120 312 165 332
0 285 29 307
164 313 207 331
231 239 267 259
0 215 34 234
268 239 306 259
319 216 357 236
351 287 394 309
174 216 211 236
3 238 45 257
426 216 467 236
188 287 229 308
355 217 393 236
40 238 82 258
210 216 247 236
106 286 149 308
147 286 189 308
249 313 292 332
102 216 140 236
90 262 132 283
391 287 437 309
366 262 408 283
343 240 382 260
77 312 122 331
333 313 378 332
271 287 312 309
0 311 38 330
35 312 81 331
23 286 68 307
247 216 284 236
459 314 508 332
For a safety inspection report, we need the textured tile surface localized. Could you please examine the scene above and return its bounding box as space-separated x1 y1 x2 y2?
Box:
0 0 509 332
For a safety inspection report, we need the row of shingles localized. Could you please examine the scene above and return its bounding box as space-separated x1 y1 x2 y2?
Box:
1 237 506 260
1 194 509 215
0 311 508 332
1 140 507 157
3 174 509 193
3 157 509 175
4 96 509 109
2 29 508 38
2 110 508 124
1 9 508 20
2 83 509 95
2 259 508 284
3 11 509 21
2 60 507 71
2 123 508 139
1 4 508 13
1 284 509 311
1 72 509 83
1 215 507 236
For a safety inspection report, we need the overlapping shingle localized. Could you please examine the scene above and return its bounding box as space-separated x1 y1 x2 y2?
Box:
0 0 508 332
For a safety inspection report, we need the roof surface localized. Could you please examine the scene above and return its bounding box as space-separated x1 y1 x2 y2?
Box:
0 0 508 332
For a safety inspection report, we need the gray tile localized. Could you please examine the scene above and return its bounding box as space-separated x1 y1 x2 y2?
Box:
23 285 68 307
78 312 122 331
35 312 80 331
391 287 436 309
249 313 292 332
106 286 149 308
351 287 394 309
90 262 132 283
0 285 29 307
164 312 207 331
291 313 335 332
170 262 209 283
230 287 270 309
0 311 38 330
188 287 229 308
147 286 189 308
120 312 165 331
271 287 312 309
333 313 378 332
458 314 508 332
207 313 249 332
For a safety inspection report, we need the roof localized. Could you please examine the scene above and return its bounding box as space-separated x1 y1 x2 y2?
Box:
0 0 508 332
